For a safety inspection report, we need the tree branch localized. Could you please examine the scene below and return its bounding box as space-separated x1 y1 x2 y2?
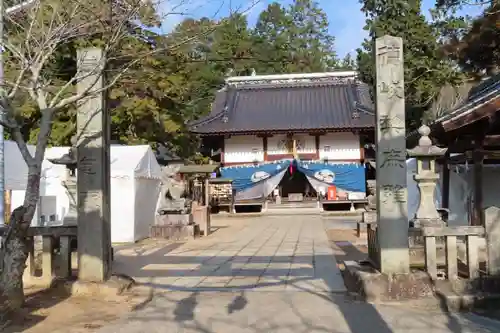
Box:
0 111 35 166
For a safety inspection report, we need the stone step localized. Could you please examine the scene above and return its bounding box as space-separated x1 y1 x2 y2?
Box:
267 202 319 210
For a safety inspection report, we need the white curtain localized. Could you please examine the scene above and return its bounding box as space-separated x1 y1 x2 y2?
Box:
235 169 287 201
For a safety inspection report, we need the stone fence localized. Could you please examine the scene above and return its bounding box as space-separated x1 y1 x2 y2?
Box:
0 226 77 282
367 223 486 282
422 226 484 280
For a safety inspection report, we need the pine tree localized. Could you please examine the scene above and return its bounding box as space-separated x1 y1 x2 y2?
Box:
253 0 338 74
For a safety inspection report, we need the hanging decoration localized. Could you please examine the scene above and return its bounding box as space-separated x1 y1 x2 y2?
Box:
296 161 366 193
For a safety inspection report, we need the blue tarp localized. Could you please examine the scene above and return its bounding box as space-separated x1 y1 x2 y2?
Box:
220 161 291 192
221 160 366 195
297 161 366 193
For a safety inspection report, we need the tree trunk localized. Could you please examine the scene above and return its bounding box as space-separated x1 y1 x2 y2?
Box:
0 170 42 313
0 207 29 312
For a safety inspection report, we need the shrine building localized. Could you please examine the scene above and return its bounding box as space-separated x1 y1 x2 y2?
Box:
190 72 376 210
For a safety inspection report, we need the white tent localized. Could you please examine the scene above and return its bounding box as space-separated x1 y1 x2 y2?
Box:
5 140 36 191
5 141 37 224
40 145 162 243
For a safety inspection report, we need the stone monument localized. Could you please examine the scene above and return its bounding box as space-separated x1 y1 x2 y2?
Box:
152 166 198 239
375 35 410 274
76 48 112 282
366 180 377 210
407 125 447 228
361 179 377 224
157 166 192 216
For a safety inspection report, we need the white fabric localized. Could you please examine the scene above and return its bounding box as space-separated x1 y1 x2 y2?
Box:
17 144 162 243
41 145 163 180
134 178 160 241
110 177 135 243
234 169 288 201
5 140 36 191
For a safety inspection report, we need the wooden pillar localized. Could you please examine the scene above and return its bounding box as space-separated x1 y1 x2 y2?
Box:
220 136 225 163
204 178 210 207
263 136 268 161
315 135 320 160
359 133 365 161
441 152 450 210
4 189 10 224
472 149 484 226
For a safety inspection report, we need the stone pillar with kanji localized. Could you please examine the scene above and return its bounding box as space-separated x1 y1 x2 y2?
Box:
375 35 410 274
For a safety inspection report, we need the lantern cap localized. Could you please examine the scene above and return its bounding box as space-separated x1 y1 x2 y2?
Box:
407 125 447 157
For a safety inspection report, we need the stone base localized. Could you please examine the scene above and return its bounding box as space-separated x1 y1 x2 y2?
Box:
155 214 193 226
150 224 199 240
71 274 136 297
343 260 434 302
343 260 500 312
433 278 500 312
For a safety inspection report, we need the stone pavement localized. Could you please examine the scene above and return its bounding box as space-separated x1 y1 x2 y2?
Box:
113 215 346 293
99 215 500 333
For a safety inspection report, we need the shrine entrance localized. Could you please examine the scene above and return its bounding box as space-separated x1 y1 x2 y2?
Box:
277 164 317 202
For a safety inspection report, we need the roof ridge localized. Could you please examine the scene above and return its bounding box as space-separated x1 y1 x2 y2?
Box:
231 79 359 90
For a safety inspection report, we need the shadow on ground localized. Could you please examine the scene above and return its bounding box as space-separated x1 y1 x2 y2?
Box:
93 229 500 332
2 285 71 332
326 227 494 333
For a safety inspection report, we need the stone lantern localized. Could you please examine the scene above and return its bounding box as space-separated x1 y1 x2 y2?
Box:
48 146 78 225
407 125 447 227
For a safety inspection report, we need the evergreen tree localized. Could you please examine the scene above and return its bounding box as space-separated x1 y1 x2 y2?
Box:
356 0 462 130
337 53 357 70
433 0 499 77
253 0 338 74
210 14 256 76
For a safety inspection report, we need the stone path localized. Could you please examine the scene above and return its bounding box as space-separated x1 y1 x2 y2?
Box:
99 215 500 333
114 215 345 293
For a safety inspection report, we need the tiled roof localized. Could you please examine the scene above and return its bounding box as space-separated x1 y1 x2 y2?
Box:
190 79 375 134
406 74 500 142
435 74 500 124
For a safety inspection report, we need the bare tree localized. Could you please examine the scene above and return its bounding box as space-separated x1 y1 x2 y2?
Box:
0 0 260 316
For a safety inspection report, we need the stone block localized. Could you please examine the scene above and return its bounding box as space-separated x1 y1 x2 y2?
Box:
149 224 199 240
342 260 434 302
155 214 193 226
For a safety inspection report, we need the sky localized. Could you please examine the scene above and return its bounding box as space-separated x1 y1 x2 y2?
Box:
157 0 486 57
